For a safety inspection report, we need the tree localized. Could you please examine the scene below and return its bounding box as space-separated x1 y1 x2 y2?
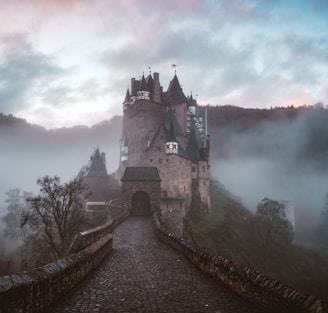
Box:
2 188 32 241
255 198 294 270
317 192 328 248
2 188 34 271
26 175 90 261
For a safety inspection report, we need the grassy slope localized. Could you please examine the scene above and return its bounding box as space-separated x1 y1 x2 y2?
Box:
185 181 256 266
184 180 328 299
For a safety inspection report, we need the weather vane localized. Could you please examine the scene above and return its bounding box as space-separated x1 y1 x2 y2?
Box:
171 64 178 74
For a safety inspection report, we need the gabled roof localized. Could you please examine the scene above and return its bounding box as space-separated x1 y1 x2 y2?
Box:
121 167 161 181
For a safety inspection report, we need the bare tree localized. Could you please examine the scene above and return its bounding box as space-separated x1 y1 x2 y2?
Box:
27 175 89 261
255 198 294 270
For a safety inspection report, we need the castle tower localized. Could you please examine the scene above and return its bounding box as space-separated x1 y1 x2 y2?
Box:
117 71 211 235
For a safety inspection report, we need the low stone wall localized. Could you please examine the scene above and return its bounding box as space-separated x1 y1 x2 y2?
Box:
0 210 129 313
153 214 328 313
69 209 130 253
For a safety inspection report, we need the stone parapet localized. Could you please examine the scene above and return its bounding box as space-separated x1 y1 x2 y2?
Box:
0 210 129 313
69 209 129 253
153 214 328 313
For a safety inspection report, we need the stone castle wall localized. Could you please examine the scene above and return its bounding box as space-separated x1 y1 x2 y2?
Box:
160 198 186 237
196 160 211 212
146 139 192 205
121 180 161 214
123 99 164 166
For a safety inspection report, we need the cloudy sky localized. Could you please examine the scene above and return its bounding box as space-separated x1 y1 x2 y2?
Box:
0 0 327 129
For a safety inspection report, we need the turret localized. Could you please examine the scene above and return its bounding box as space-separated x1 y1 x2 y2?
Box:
123 88 130 111
137 75 150 100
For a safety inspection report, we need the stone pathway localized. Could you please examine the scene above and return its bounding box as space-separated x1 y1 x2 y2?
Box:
46 216 260 313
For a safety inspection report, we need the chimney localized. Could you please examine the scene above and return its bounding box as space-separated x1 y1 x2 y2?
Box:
153 72 161 103
131 78 137 96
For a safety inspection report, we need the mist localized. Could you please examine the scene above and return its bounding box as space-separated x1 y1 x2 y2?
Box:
208 106 328 244
1 107 328 249
0 116 122 242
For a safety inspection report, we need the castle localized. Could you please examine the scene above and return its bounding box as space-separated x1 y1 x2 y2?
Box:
116 71 211 236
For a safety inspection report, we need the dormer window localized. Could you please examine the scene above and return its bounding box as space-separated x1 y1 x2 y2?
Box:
166 141 178 155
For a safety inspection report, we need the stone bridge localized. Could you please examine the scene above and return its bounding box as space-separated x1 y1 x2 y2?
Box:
46 216 259 313
1 212 327 313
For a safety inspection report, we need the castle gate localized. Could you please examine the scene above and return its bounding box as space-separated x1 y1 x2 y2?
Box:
131 191 150 215
121 167 161 215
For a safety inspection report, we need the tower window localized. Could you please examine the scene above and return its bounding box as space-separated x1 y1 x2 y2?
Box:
159 158 162 164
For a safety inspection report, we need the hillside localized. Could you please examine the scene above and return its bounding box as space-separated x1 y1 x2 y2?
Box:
184 180 328 300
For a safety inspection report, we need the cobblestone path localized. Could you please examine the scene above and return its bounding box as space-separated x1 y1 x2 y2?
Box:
46 216 260 313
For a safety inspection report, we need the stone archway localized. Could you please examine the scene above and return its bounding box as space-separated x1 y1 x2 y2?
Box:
131 191 151 215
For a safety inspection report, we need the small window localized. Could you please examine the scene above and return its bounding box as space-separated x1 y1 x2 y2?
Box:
192 167 196 173
159 158 162 164
150 159 153 163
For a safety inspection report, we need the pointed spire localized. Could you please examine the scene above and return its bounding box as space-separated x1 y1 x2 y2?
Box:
167 74 182 93
139 74 149 91
166 74 187 105
86 147 108 176
123 88 130 104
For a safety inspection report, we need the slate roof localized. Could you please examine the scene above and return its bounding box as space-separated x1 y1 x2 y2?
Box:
121 167 161 181
162 111 184 138
86 148 108 177
185 127 204 161
123 88 130 103
163 74 187 105
139 75 150 92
